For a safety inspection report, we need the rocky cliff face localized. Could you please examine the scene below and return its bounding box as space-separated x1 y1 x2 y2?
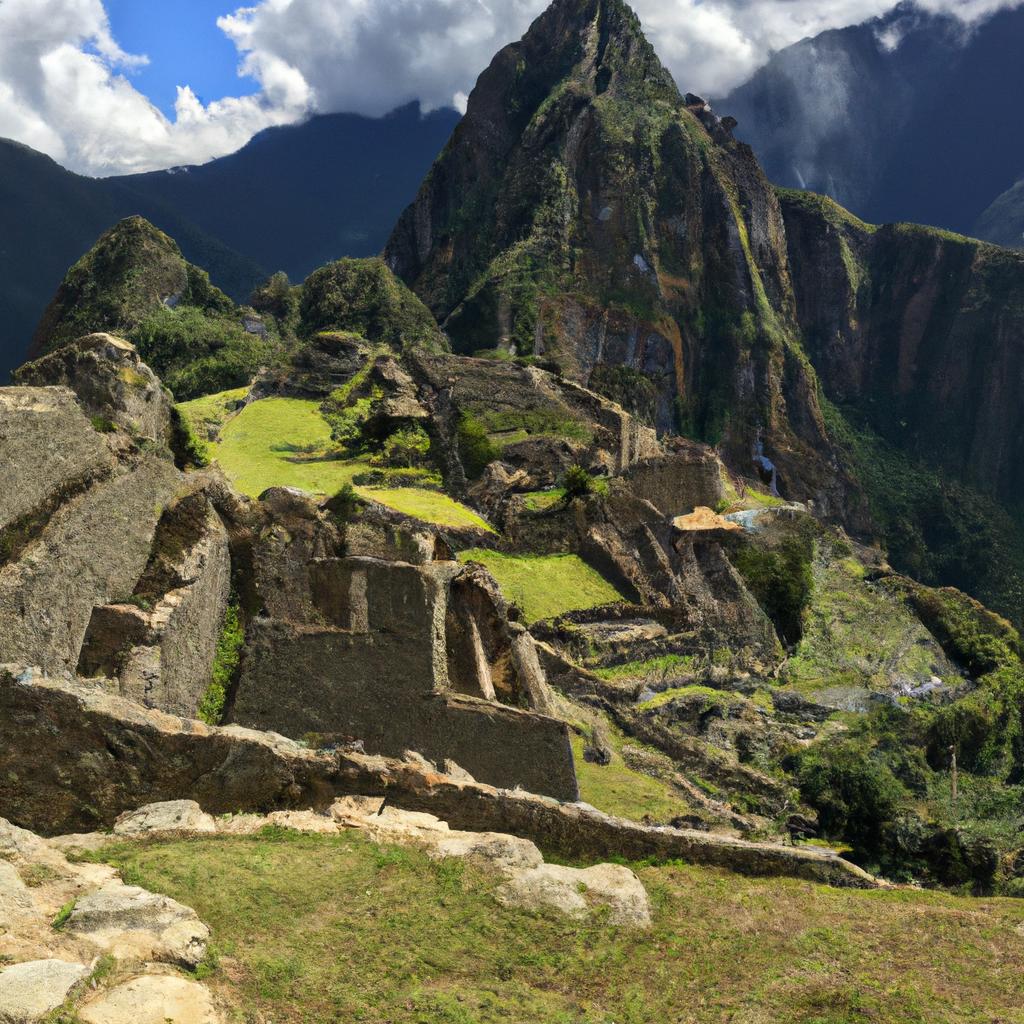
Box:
780 190 1024 509
720 3 1024 237
385 0 850 514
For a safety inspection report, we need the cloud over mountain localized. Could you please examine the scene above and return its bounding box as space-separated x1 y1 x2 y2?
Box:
0 0 1020 176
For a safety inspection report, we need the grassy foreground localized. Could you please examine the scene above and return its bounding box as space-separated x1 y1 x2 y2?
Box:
86 830 1024 1024
460 550 626 623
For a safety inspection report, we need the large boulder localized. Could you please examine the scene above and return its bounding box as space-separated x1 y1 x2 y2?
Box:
13 334 172 443
66 882 210 968
497 862 652 927
78 976 221 1024
113 801 217 837
0 960 89 1023
0 861 35 928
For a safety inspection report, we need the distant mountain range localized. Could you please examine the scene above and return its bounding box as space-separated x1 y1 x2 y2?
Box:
0 103 459 380
5 0 1024 381
720 2 1024 241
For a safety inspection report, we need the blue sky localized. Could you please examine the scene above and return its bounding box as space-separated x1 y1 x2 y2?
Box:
104 0 258 117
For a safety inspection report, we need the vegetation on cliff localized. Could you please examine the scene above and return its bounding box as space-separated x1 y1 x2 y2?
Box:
28 217 277 401
822 399 1024 629
299 257 447 352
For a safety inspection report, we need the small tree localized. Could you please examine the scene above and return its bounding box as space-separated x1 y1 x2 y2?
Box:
457 412 498 479
377 425 432 468
250 271 298 323
563 464 594 500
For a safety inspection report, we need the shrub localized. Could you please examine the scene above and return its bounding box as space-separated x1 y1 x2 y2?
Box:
798 741 906 859
457 412 498 479
250 271 299 325
327 483 361 527
52 899 77 930
563 464 595 500
374 425 432 469
197 601 244 726
131 306 276 401
730 536 813 646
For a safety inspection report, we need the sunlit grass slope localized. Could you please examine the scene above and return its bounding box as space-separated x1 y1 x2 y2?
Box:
176 392 490 530
89 830 1024 1024
459 549 626 622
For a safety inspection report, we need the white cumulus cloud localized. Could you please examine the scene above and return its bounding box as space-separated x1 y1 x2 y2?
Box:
0 0 1020 176
218 0 1024 117
0 0 309 176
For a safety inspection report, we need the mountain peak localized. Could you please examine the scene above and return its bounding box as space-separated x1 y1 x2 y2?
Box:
486 0 679 113
28 215 235 369
385 0 847 507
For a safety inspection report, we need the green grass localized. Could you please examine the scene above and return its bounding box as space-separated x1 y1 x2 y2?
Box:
197 601 244 726
460 550 626 623
176 386 249 437
181 395 490 530
361 488 493 532
592 654 694 682
212 397 362 497
570 725 693 824
638 685 746 713
80 831 1024 1024
522 489 566 512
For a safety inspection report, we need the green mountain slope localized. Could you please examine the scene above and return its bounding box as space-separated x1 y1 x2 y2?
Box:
386 0 852 515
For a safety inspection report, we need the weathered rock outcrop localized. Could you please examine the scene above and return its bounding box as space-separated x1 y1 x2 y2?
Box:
0 366 237 718
409 352 660 499
0 387 114 535
780 191 1024 509
0 960 90 1023
13 334 172 443
0 814 219 1023
0 452 181 675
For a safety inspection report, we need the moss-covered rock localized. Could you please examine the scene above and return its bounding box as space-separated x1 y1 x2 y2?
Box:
30 217 230 356
298 257 447 353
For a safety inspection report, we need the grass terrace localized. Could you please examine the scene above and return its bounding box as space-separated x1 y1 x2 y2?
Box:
459 549 626 623
175 392 491 531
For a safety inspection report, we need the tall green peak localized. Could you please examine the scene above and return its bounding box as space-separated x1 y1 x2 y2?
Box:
509 0 680 105
299 257 447 353
386 0 847 511
29 216 234 361
26 217 278 401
